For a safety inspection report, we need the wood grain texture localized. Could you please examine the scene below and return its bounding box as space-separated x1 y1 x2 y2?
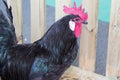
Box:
10 0 23 43
55 0 71 21
79 0 99 72
106 0 120 79
61 66 110 80
30 0 46 42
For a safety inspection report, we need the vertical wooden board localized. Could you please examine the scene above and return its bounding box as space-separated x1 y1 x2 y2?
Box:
106 0 120 79
22 0 31 43
39 0 46 40
55 0 71 21
30 0 46 42
79 0 99 72
10 0 23 43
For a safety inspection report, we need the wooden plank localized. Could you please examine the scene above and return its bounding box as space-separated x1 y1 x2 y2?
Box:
30 0 46 42
79 0 99 72
10 0 23 43
22 0 31 43
55 0 71 20
106 0 120 79
61 66 110 80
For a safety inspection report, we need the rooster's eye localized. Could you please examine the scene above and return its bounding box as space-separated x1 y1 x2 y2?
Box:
71 17 81 22
72 19 75 21
75 18 80 21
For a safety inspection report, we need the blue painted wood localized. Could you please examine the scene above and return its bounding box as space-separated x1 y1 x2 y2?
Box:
22 0 31 43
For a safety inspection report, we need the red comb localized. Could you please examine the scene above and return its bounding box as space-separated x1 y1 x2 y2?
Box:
63 2 88 20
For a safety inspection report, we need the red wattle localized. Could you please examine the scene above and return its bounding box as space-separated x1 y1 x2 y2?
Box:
74 23 82 38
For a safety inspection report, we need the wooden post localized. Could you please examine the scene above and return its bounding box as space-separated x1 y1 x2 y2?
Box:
22 0 31 43
55 0 71 20
10 0 23 43
30 0 46 42
79 0 99 72
106 0 120 79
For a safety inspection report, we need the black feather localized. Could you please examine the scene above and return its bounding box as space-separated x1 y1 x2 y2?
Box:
2 0 13 23
0 1 79 79
1 14 79 80
0 0 17 77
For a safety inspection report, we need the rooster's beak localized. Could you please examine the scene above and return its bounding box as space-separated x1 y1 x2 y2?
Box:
82 21 88 24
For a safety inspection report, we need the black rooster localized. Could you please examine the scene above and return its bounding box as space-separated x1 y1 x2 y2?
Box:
0 1 88 80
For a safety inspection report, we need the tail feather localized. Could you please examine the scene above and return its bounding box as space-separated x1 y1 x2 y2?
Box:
0 0 17 46
0 0 17 74
2 0 13 23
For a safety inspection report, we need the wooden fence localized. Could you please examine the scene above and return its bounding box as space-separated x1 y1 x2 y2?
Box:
9 0 120 80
